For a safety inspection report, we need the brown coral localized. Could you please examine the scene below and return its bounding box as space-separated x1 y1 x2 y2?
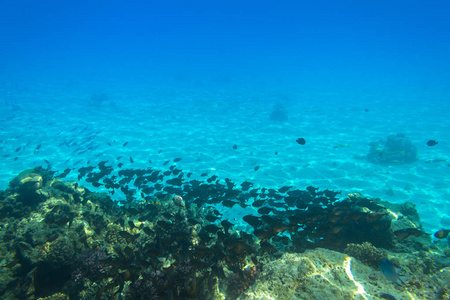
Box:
344 242 387 268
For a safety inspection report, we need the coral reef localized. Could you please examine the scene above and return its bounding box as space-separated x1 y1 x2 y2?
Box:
344 242 387 268
72 248 107 284
0 167 448 299
227 265 261 300
240 249 450 300
367 133 418 164
37 292 69 300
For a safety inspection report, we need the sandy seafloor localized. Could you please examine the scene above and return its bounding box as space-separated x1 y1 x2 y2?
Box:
1 79 449 234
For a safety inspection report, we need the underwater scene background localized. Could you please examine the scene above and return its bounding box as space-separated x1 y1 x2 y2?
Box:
1 1 450 299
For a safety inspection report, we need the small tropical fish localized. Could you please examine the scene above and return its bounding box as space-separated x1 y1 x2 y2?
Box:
296 137 306 145
394 228 429 239
220 220 234 231
204 224 221 234
252 199 265 207
434 229 450 239
379 259 405 286
427 140 438 146
257 207 272 215
379 294 397 300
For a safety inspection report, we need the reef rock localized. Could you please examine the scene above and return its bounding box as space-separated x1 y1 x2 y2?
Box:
367 133 418 165
239 248 449 300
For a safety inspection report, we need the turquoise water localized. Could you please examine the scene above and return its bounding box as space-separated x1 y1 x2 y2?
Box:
1 0 450 233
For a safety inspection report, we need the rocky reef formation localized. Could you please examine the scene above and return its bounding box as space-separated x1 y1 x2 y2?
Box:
0 167 448 299
240 248 450 300
367 133 418 164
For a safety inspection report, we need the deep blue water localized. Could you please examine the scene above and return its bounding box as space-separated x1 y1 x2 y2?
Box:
1 0 450 100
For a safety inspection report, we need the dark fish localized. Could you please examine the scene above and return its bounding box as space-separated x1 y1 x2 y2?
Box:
296 138 306 145
205 224 221 234
174 157 182 162
252 200 265 207
254 166 260 171
222 200 238 208
232 144 237 150
167 178 183 186
379 293 397 300
119 231 139 242
15 146 21 152
157 220 172 229
91 181 103 187
58 168 71 179
274 151 278 155
188 218 202 226
207 175 218 183
223 238 251 254
205 215 221 222
162 212 173 219
394 228 429 239
434 229 450 239
241 181 253 191
163 160 170 165
260 240 277 253
143 227 154 235
379 259 405 286
257 207 272 215
324 189 340 198
427 140 438 146
123 142 129 147
129 156 134 163
243 215 261 227
278 186 290 193
221 220 234 231
254 229 273 240
364 212 386 222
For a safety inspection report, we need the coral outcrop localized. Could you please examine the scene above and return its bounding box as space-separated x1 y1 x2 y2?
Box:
367 133 418 164
240 248 450 300
0 167 448 299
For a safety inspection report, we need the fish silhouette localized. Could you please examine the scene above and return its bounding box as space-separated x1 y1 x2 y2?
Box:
379 259 405 286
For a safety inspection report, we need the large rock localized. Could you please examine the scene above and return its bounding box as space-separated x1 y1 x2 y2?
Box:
240 248 449 300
